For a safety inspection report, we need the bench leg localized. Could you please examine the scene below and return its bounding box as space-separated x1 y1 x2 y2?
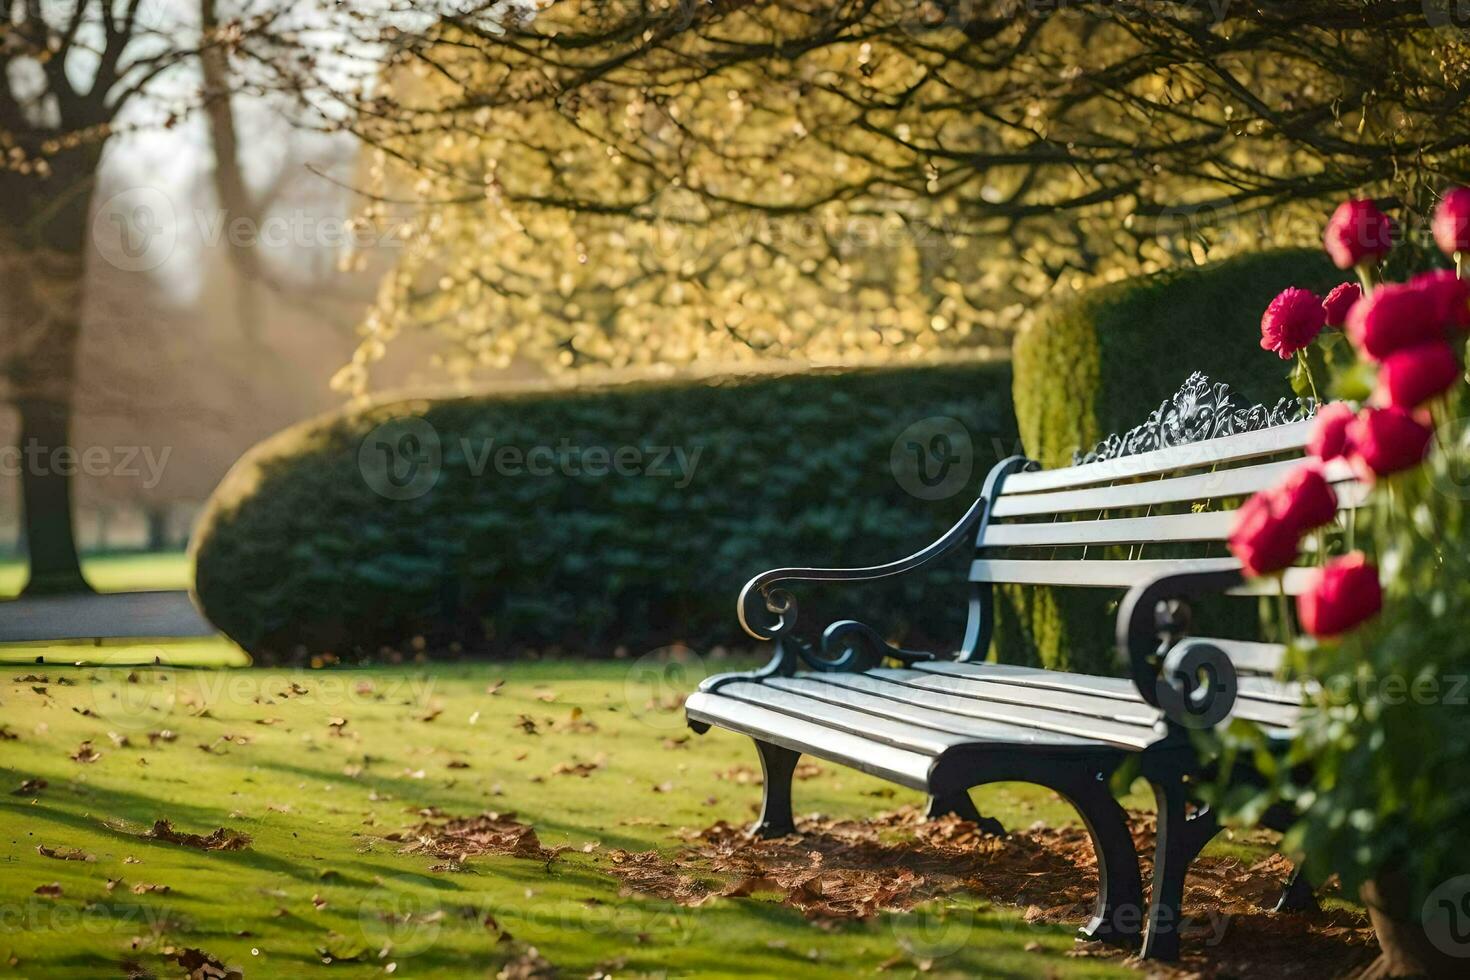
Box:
1274 863 1320 914
1142 775 1220 961
1058 774 1145 950
924 790 1006 837
750 739 799 838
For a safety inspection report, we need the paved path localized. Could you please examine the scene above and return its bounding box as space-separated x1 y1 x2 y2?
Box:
0 590 215 642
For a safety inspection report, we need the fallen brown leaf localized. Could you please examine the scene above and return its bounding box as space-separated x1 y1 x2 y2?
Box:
144 820 251 851
173 946 242 980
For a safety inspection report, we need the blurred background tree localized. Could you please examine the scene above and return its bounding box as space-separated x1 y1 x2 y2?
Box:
344 0 1470 389
0 0 421 592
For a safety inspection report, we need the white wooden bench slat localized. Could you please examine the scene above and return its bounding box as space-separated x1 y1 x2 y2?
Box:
863 668 1164 726
712 680 978 755
770 674 1163 749
968 557 1321 594
983 510 1239 547
684 691 937 790
991 457 1356 518
1000 421 1314 494
899 663 1300 730
913 658 1302 706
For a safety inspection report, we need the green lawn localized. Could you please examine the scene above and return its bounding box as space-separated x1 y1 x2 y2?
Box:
0 655 1145 979
0 552 192 598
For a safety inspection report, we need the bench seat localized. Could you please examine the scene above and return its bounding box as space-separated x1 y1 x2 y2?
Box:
687 660 1302 793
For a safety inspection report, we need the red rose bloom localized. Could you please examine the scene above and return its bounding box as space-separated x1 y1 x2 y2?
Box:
1297 552 1383 638
1321 282 1362 328
1345 282 1440 360
1308 402 1356 461
1228 491 1302 578
1433 186 1470 258
1347 405 1433 478
1274 465 1338 530
1323 199 1395 270
1260 287 1326 359
1376 341 1462 409
1411 269 1470 332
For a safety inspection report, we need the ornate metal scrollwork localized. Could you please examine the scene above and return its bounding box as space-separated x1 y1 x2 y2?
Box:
1073 372 1315 467
795 620 934 673
1153 638 1238 730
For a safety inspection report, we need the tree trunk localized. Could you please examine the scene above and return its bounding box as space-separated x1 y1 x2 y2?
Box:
201 0 268 344
1360 875 1463 979
146 506 172 552
1 241 92 597
17 395 90 595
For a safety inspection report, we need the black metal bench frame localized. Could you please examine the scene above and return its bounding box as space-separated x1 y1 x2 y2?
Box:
687 374 1337 961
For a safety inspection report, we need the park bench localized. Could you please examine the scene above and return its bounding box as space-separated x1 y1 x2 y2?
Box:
686 373 1356 961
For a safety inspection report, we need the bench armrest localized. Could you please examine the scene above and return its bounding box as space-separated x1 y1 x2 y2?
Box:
737 457 1030 643
1116 567 1244 730
736 495 984 641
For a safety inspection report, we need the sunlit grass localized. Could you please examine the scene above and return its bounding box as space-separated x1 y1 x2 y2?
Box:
0 657 1139 980
0 637 248 668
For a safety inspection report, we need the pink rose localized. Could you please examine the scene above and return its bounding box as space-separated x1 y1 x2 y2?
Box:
1274 465 1338 530
1297 552 1382 638
1432 186 1470 258
1321 282 1362 328
1260 287 1326 359
1345 283 1440 360
1375 341 1462 409
1228 491 1302 578
1348 406 1433 478
1307 402 1356 462
1323 199 1395 269
1410 269 1470 332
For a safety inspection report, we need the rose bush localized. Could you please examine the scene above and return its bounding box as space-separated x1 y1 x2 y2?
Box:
1212 188 1470 976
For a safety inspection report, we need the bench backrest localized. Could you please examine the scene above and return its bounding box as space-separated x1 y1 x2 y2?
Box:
971 373 1367 677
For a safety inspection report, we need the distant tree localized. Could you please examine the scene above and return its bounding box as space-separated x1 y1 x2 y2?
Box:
0 0 406 592
345 0 1470 387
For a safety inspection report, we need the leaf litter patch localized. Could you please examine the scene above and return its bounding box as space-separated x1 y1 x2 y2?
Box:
391 808 566 869
600 806 1376 978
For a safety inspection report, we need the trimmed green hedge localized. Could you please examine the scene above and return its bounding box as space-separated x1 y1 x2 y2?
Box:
1006 248 1348 672
192 362 1018 662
